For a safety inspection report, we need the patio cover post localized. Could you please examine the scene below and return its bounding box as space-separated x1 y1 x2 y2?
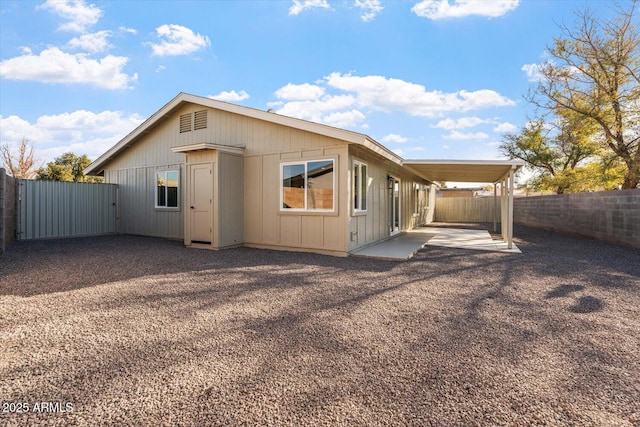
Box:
507 169 514 249
500 179 507 242
493 183 497 233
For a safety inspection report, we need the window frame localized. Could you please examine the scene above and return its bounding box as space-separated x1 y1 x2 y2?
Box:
353 160 368 213
154 169 180 211
280 158 336 213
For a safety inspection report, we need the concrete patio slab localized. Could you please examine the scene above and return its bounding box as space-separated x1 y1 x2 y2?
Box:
421 227 522 254
350 226 521 260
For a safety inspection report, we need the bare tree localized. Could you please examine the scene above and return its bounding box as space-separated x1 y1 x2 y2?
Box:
529 1 640 189
1 137 40 179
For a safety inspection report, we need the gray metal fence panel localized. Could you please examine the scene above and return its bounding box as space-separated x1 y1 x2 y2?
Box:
18 180 117 240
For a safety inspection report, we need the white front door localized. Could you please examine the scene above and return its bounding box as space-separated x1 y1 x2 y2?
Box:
190 163 213 243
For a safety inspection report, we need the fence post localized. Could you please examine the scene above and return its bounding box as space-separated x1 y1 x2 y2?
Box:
0 168 5 254
15 179 21 241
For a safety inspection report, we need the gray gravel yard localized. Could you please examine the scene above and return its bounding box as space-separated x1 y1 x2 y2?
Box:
1 225 639 426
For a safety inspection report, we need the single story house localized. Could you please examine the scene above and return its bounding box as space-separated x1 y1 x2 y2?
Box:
85 92 521 256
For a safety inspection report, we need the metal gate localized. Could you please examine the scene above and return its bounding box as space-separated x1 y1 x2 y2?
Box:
18 180 117 240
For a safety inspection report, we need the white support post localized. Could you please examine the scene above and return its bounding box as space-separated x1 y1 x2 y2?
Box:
493 183 497 233
507 169 514 249
500 180 507 242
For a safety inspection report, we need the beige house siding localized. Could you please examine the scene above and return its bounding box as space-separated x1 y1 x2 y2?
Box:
105 163 183 239
244 146 348 255
346 146 432 252
218 152 244 248
99 99 434 255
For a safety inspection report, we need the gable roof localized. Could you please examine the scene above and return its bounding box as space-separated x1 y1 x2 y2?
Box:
85 92 524 184
85 92 402 175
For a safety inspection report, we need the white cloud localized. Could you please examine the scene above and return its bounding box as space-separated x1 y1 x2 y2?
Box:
155 65 166 73
521 63 544 82
325 72 515 117
274 94 362 127
412 0 520 20
68 30 112 53
119 26 137 35
0 110 144 163
266 101 284 109
275 83 326 100
269 72 515 132
392 148 405 156
0 47 137 89
381 133 408 143
207 90 250 102
493 122 517 133
433 116 486 130
149 24 211 56
289 0 331 15
355 0 383 21
442 130 489 140
486 141 501 147
37 0 103 32
322 110 366 128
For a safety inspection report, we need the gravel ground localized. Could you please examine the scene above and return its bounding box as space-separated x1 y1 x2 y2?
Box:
1 225 639 426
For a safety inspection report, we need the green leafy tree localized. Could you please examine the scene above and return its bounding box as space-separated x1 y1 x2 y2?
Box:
528 1 640 188
37 153 103 183
500 115 623 193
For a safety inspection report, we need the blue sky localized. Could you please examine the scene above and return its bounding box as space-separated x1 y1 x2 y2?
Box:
0 0 616 171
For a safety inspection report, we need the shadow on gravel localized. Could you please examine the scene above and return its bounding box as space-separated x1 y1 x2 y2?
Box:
568 295 605 313
0 235 398 297
1 225 639 425
1 225 638 299
545 284 585 298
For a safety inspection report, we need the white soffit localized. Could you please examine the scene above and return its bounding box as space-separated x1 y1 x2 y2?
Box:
403 160 524 183
171 143 245 155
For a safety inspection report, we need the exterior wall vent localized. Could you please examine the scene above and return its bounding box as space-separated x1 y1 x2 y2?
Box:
194 110 207 130
179 113 192 133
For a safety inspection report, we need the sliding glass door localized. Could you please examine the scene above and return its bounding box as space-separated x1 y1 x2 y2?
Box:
390 177 400 234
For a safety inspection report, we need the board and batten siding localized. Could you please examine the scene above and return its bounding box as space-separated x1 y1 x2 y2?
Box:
102 102 349 252
105 164 183 239
347 145 433 252
211 104 350 254
217 152 244 248
100 102 436 254
244 146 348 255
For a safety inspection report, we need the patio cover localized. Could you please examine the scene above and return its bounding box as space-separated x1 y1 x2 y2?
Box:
403 159 525 249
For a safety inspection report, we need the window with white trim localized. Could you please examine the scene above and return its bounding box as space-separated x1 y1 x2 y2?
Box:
353 161 367 212
281 159 335 211
155 170 179 209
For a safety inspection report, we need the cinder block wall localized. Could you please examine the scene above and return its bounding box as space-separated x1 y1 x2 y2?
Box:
514 190 640 248
0 168 17 254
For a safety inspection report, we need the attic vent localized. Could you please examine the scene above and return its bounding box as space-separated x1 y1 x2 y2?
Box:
194 110 207 130
179 113 192 133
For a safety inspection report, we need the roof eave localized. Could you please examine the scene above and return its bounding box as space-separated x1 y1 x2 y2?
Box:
84 92 188 175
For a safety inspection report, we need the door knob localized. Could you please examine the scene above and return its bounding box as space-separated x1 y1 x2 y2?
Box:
190 206 195 209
